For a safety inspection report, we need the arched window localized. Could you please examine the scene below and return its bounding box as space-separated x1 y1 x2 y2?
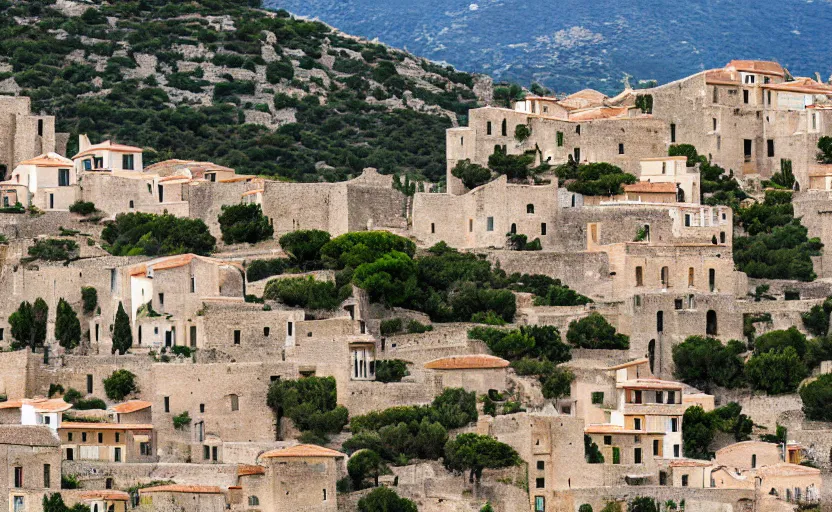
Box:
676 186 685 203
527 204 535 214
248 496 260 506
660 266 670 288
648 339 656 374
706 310 718 336
510 223 517 234
751 454 757 469
501 118 507 136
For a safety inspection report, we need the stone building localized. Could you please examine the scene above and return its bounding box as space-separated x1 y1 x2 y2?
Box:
0 425 61 512
72 136 143 174
0 398 71 433
0 96 57 179
58 422 155 463
423 354 509 394
0 152 76 210
138 484 226 512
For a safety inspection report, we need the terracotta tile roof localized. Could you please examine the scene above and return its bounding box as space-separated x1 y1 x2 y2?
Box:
72 140 143 159
158 175 191 183
139 485 222 495
218 176 254 183
128 254 242 277
18 152 73 167
60 422 153 430
623 182 677 194
568 106 629 121
705 69 740 86
241 189 264 197
755 462 820 477
144 159 234 174
0 425 60 446
605 358 650 371
260 444 344 459
726 60 785 77
617 378 684 390
110 400 152 414
77 490 130 501
424 354 510 370
0 398 72 413
761 77 832 95
237 464 266 476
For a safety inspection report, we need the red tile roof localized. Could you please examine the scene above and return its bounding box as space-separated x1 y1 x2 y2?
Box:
18 153 73 168
0 398 72 413
617 378 684 390
260 444 344 459
424 354 510 370
623 182 677 194
761 77 832 95
77 490 130 501
726 60 785 77
60 422 153 430
110 400 152 414
72 140 143 159
237 464 266 476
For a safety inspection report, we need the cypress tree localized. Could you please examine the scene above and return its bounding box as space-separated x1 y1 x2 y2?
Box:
112 302 132 355
55 298 81 350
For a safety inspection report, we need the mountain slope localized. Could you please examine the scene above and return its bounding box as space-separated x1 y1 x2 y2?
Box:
267 0 832 95
0 0 486 182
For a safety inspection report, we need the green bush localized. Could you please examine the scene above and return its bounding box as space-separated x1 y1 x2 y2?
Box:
218 203 273 245
112 302 132 355
267 376 348 437
800 373 832 421
555 161 637 196
351 387 477 433
246 258 288 281
27 239 78 261
672 336 745 390
9 299 48 351
380 318 403 335
68 201 97 215
443 432 521 482
357 487 417 512
173 411 191 430
81 287 98 314
63 388 82 404
584 434 604 463
74 397 107 410
348 449 384 489
278 229 330 269
469 325 571 363
54 298 81 350
321 231 416 269
353 251 418 307
683 403 755 459
263 277 344 310
745 347 807 394
375 359 410 383
103 369 138 401
266 59 294 83
566 313 629 349
451 159 492 189
102 213 215 256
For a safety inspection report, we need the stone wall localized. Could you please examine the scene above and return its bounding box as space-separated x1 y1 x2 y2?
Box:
62 460 240 489
486 250 611 299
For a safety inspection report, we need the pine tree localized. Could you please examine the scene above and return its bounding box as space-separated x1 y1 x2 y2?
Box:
112 302 132 355
54 298 81 350
9 299 48 350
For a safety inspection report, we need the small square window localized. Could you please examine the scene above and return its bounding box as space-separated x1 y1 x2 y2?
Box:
603 435 612 445
535 477 545 489
200 404 205 413
536 460 545 470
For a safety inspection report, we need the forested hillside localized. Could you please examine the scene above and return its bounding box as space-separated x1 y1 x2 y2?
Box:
0 0 486 182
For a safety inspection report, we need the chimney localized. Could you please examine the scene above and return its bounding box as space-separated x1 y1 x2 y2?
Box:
78 134 91 153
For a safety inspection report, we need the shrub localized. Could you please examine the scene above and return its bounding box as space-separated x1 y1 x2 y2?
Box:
246 258 288 281
68 201 97 215
348 449 384 489
48 384 64 398
800 373 832 421
745 347 807 394
63 388 82 404
352 251 418 307
74 398 106 410
451 159 492 189
566 313 629 349
266 59 294 83
9 299 48 350
556 162 637 196
375 359 410 383
273 92 299 109
81 287 98 314
267 376 349 437
380 318 403 336
278 230 330 269
683 403 754 459
672 336 745 391
580 505 594 512
264 277 344 310
351 388 477 433
470 311 506 325
27 239 78 261
102 213 215 256
54 298 81 350
444 432 521 482
754 327 808 359
173 411 191 430
170 346 193 358
357 487 417 512
541 366 575 400
321 231 416 269
469 325 571 364
103 369 138 401
629 497 658 512
585 434 604 463
61 474 80 489
218 203 273 245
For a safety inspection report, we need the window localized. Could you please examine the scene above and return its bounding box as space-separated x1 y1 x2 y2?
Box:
540 223 547 235
767 139 775 157
591 392 604 404
58 168 70 187
68 433 73 442
634 447 643 464
657 311 664 332
190 276 195 293
684 214 691 227
674 298 683 310
656 391 664 404
460 136 463 146
633 418 642 430
82 433 87 442
671 417 679 432
158 293 164 306
706 309 718 335
83 159 92 171
688 267 695 287
618 143 624 155
14 467 22 487
234 330 241 345
745 74 756 85
670 124 676 143
535 496 545 512
430 223 435 234
667 392 676 405
536 477 545 488
230 394 239 412
674 444 680 457
712 87 719 103
501 118 507 136
486 121 492 135
557 131 564 146
87 374 93 394
662 162 667 174
510 223 517 234
604 435 612 446
486 217 494 232
94 157 103 169
13 497 23 512
98 433 103 443
140 442 152 456
469 219 473 232
287 322 293 336
323 489 327 501
634 435 641 444
752 454 757 469
682 475 689 487
712 118 717 131
115 433 120 443
263 327 270 337
200 403 205 413
212 446 218 461
203 445 210 460
573 147 581 162
122 154 134 170
743 90 750 104
720 231 726 244
38 119 44 136
164 396 170 413
612 447 621 464
635 266 643 286
537 460 545 470
653 439 660 456
576 125 581 135
527 204 535 214
114 447 122 462
248 496 260 506
744 139 752 161
660 266 669 287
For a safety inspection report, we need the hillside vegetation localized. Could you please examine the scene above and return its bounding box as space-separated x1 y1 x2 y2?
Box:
0 0 485 182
